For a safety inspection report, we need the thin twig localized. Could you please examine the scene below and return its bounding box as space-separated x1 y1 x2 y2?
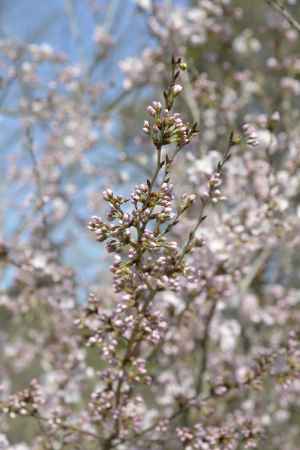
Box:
195 297 219 395
265 0 300 33
24 124 49 237
36 414 101 441
180 132 233 260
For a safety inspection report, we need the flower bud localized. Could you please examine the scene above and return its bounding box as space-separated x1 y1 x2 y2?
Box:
146 105 156 116
152 101 162 112
172 84 183 96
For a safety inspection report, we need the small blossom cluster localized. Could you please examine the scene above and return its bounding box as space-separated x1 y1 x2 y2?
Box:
176 419 262 450
0 380 43 418
241 123 259 148
143 100 198 148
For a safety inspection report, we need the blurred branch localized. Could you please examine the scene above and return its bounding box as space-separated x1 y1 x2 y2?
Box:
239 247 272 294
64 0 85 63
86 0 120 79
103 89 134 113
237 247 273 352
103 0 120 32
181 69 200 126
195 298 218 396
23 124 49 237
181 68 202 157
265 0 300 33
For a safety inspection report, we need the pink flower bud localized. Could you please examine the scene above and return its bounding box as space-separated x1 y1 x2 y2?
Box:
152 101 162 111
172 84 183 95
146 105 156 116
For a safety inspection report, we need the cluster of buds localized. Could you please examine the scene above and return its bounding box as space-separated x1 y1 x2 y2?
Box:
89 388 115 420
241 123 259 147
131 181 174 218
142 56 198 149
176 420 262 450
87 216 111 242
130 182 151 205
179 193 197 213
207 171 226 203
0 379 43 418
130 358 151 384
138 310 168 344
143 101 198 148
76 295 121 363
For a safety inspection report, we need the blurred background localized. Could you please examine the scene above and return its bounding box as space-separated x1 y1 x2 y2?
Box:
0 0 157 296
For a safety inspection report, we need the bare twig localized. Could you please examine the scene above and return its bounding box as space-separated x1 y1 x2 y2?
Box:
195 298 218 395
265 0 300 33
24 124 49 236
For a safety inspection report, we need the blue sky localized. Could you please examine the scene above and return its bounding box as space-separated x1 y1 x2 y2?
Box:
0 0 187 296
